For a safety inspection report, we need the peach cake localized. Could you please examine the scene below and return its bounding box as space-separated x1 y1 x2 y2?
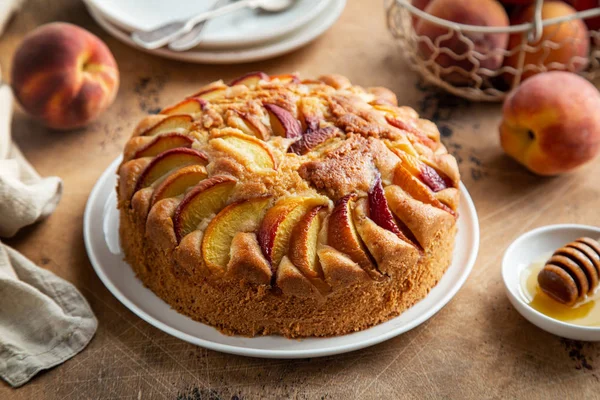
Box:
117 72 460 338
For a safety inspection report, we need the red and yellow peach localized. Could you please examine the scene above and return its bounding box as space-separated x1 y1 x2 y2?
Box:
414 0 509 84
499 71 600 175
11 22 119 130
504 1 589 83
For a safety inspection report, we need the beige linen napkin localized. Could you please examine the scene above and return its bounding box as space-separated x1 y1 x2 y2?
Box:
0 72 98 386
0 0 23 36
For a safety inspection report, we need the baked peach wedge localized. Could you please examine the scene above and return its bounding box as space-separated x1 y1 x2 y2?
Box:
127 133 194 160
160 98 206 116
328 194 379 279
288 205 326 279
201 197 272 274
141 115 194 137
173 175 237 242
226 110 269 141
393 163 455 215
368 176 420 248
352 198 420 277
384 185 456 251
209 130 275 170
258 196 329 270
288 126 340 155
264 103 302 139
394 151 453 192
229 71 269 87
269 73 300 84
133 148 208 195
150 164 207 205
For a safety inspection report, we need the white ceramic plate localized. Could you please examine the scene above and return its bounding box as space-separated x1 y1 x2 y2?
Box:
83 0 331 49
84 156 480 358
86 0 345 64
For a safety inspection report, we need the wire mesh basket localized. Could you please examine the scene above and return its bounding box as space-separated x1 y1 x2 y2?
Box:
386 0 600 101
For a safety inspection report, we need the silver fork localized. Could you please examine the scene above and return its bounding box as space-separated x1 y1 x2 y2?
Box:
168 0 230 52
131 0 295 50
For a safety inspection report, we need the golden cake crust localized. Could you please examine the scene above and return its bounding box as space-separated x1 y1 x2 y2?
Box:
117 72 460 338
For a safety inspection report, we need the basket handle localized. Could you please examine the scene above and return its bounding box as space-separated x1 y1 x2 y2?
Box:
528 0 544 43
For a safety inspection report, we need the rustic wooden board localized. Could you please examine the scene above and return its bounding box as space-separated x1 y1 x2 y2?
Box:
1 0 599 398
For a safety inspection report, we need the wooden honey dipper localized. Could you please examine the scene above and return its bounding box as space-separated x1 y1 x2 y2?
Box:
538 237 600 306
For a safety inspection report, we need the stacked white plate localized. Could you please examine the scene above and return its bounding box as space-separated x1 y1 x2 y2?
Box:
83 0 347 64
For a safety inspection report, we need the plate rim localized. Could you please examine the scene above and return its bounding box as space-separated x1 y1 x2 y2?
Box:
84 156 480 358
85 0 346 64
82 0 332 48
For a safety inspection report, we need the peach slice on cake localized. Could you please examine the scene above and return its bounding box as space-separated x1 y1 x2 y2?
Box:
352 197 421 277
194 87 227 102
420 163 451 192
393 163 455 215
258 197 329 270
288 205 325 280
328 194 379 279
297 97 326 132
368 176 420 248
288 126 340 155
202 197 272 273
229 71 269 87
189 80 228 100
132 133 194 159
385 115 437 150
394 151 453 192
150 164 208 205
160 98 206 116
141 115 194 137
210 131 275 169
269 73 300 84
133 148 208 195
173 175 237 242
226 110 270 141
263 103 302 139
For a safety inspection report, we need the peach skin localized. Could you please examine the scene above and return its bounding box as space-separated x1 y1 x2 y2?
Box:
11 22 119 130
415 0 509 84
499 71 600 176
504 1 589 84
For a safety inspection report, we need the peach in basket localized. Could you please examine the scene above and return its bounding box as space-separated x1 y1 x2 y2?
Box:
503 1 589 84
414 0 510 85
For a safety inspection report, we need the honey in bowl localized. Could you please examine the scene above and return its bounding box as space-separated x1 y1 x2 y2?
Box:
520 237 600 327
521 257 600 326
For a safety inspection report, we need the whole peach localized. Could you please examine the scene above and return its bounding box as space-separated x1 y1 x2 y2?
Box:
499 71 600 176
11 22 119 130
504 2 589 83
415 0 509 84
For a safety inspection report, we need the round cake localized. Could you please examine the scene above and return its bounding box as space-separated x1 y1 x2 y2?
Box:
117 72 460 338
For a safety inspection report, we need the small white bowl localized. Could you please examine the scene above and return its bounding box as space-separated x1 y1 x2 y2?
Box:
502 224 600 341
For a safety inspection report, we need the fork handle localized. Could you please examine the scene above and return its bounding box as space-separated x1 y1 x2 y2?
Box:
185 0 260 30
169 0 231 51
132 0 261 49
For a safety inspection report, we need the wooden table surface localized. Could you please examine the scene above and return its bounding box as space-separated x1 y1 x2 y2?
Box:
2 0 600 398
